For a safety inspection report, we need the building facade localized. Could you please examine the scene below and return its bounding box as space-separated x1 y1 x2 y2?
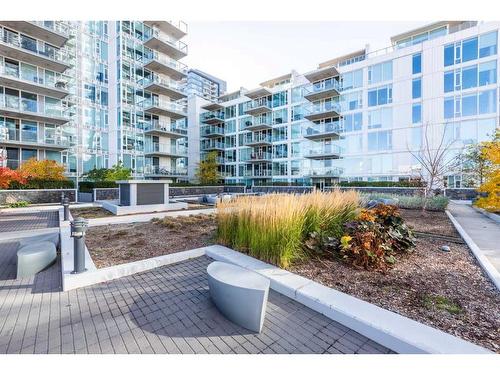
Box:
186 69 226 102
192 21 499 187
1 20 189 183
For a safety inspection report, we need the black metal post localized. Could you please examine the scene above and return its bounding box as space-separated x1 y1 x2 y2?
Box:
71 217 88 274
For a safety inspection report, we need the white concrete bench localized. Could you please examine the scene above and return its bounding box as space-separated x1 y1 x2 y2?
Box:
17 241 57 279
207 261 270 333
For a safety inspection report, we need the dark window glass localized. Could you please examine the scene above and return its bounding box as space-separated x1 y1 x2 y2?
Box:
462 37 478 63
462 66 478 90
444 44 454 67
412 53 421 74
444 71 454 92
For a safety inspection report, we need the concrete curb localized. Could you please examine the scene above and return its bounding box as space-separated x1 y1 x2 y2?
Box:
471 206 500 224
446 210 500 291
205 245 490 354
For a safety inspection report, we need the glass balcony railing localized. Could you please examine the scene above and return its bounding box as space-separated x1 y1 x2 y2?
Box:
303 121 343 138
252 169 272 177
148 28 188 55
0 28 70 63
304 78 342 97
29 21 70 37
142 74 184 92
305 144 344 157
0 128 69 147
144 165 187 176
143 121 187 136
250 115 272 128
304 101 341 117
201 140 225 150
201 125 225 136
142 98 187 114
145 143 187 156
0 94 70 119
144 52 188 74
304 166 344 177
250 152 272 161
242 133 272 145
245 98 272 113
200 111 225 123
0 64 69 91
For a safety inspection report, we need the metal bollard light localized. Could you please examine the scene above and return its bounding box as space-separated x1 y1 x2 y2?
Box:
63 197 70 221
70 217 88 274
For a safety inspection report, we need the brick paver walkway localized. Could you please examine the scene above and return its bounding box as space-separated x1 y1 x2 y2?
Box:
0 211 59 233
0 241 391 354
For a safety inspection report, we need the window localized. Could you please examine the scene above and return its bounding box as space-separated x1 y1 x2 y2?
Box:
21 120 37 142
368 85 392 107
341 90 362 111
272 91 287 107
412 53 422 74
343 112 362 132
368 61 392 84
412 103 422 124
444 97 454 119
368 130 392 151
367 108 392 129
462 65 478 89
444 71 454 93
479 31 497 58
479 60 497 86
462 37 478 62
462 94 477 116
412 78 422 99
478 89 497 114
341 69 363 90
444 44 454 67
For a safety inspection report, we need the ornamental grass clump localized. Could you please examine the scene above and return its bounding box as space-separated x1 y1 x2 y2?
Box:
216 190 360 268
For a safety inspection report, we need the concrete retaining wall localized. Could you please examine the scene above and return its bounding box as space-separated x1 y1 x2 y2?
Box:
0 188 76 205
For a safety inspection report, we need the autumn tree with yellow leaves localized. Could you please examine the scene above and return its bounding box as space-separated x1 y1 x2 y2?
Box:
475 130 500 212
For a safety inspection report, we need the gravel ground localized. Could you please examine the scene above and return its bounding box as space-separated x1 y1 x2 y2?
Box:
71 207 113 219
85 214 216 268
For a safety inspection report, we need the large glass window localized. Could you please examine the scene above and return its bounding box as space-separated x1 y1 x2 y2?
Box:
479 31 498 58
462 94 477 116
462 37 478 62
444 97 454 119
462 65 478 89
368 85 392 107
368 130 392 151
343 112 362 132
367 108 392 129
341 69 363 90
21 120 37 142
412 53 422 74
444 71 454 93
444 44 454 67
478 89 497 114
412 78 422 99
412 103 422 124
479 60 497 86
368 61 392 84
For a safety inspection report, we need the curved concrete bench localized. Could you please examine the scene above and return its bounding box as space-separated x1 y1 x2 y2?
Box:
207 261 270 333
17 241 57 279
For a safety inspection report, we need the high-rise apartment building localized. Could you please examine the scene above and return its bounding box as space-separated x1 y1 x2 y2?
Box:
1 20 189 183
191 21 499 188
186 69 227 102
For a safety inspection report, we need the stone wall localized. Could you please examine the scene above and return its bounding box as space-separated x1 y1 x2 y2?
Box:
444 188 482 200
94 188 119 201
223 185 246 194
169 186 225 197
334 186 425 196
0 189 77 205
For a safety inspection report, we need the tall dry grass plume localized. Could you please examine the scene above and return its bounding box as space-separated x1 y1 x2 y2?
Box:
216 190 360 268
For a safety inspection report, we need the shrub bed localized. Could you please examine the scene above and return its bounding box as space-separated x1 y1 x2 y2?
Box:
339 181 424 188
7 179 74 189
78 181 117 193
365 193 449 211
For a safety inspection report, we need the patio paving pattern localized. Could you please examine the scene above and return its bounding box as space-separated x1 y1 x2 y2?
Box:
0 240 392 354
0 211 59 233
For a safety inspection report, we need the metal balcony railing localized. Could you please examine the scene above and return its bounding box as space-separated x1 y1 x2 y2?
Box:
144 165 187 176
143 121 187 136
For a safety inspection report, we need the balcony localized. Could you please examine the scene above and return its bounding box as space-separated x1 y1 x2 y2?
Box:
201 140 225 151
248 152 272 163
0 28 71 73
143 21 187 40
0 64 69 99
244 98 272 116
304 166 344 178
0 21 70 48
0 130 70 150
242 133 272 147
144 29 188 60
304 65 340 83
143 53 188 80
245 115 272 131
144 121 187 139
304 144 343 160
303 121 343 140
304 102 341 121
201 125 225 138
303 78 341 102
143 75 186 100
142 98 187 119
251 169 273 178
200 110 225 125
144 165 188 178
0 95 70 125
144 143 187 158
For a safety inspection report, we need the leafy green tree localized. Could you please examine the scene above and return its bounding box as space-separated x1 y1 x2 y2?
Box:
83 162 131 182
461 144 487 187
196 151 220 184
82 167 108 181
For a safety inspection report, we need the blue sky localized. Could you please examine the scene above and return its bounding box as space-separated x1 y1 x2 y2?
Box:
184 21 427 91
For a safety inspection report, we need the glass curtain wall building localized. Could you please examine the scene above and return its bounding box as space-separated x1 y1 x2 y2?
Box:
186 69 227 102
0 20 189 183
191 21 499 187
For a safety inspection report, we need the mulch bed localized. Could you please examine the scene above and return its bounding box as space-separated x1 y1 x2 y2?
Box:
85 214 216 268
71 207 114 219
291 210 500 353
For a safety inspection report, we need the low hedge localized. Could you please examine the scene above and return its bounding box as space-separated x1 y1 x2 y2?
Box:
365 193 450 211
7 179 75 190
339 181 425 188
78 181 117 193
